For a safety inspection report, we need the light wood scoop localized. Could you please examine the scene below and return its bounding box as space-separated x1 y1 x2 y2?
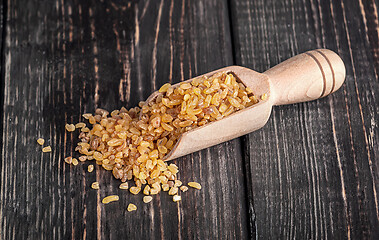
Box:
144 49 346 161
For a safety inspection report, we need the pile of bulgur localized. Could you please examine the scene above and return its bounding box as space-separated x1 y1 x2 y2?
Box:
64 71 259 207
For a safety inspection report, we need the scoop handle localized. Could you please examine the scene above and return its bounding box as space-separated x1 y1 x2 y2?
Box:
264 49 346 106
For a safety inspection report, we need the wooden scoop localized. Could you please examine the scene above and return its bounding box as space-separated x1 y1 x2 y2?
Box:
144 49 346 161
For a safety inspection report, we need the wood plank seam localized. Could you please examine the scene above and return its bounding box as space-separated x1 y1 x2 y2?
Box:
226 0 257 238
240 135 257 240
340 0 379 223
227 0 237 65
0 0 8 239
358 0 379 80
328 1 353 238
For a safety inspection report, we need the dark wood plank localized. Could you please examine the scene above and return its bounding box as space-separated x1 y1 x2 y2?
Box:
0 0 4 143
0 0 250 239
0 0 3 78
0 0 4 176
230 0 379 239
361 0 379 76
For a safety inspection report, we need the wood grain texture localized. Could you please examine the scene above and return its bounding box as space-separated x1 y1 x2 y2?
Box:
230 0 379 239
0 0 249 239
0 0 4 159
1 0 378 239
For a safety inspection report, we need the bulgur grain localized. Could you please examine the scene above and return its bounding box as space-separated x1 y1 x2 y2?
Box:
168 181 175 188
143 185 151 195
127 203 137 212
168 187 178 195
143 196 153 203
180 186 188 192
65 124 76 132
37 138 45 145
81 127 90 132
159 83 171 93
162 184 169 191
42 146 52 152
75 122 86 128
174 180 182 187
72 158 78 166
173 195 181 202
150 188 159 195
64 156 73 164
130 186 141 195
188 182 202 190
102 195 119 204
91 182 99 189
88 164 94 172
119 182 129 190
82 113 92 119
261 93 268 100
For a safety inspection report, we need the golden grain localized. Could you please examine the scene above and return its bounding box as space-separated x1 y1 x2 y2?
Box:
88 164 94 172
159 83 171 93
91 182 99 189
65 124 76 132
174 180 182 187
188 182 202 190
168 187 178 195
173 195 181 202
119 182 129 190
127 203 137 211
143 196 153 203
64 156 73 164
129 186 141 195
143 185 151 195
75 122 86 128
65 71 258 199
37 138 45 145
162 184 169 191
102 195 119 204
42 146 52 152
82 113 92 119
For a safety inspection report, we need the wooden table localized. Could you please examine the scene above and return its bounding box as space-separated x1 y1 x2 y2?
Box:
1 0 378 239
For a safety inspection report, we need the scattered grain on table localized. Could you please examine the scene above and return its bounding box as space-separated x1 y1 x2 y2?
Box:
173 195 181 202
88 164 94 172
174 180 182 187
64 156 73 164
119 182 129 190
42 146 52 152
102 195 119 204
81 127 89 132
188 182 202 190
75 122 86 128
130 186 141 195
65 124 75 132
37 138 45 145
143 196 153 203
162 184 169 191
64 72 256 203
91 182 99 190
168 187 178 195
180 186 188 192
127 203 137 211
